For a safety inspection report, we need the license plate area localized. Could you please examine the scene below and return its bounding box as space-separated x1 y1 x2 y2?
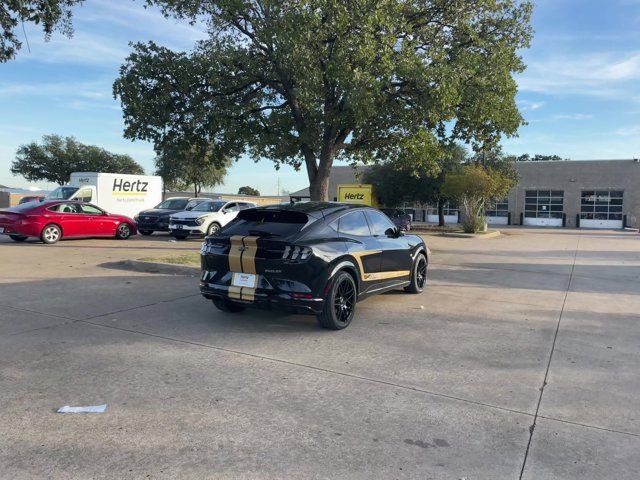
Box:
232 272 257 288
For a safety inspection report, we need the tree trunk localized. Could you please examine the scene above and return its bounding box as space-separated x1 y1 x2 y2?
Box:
309 172 330 201
305 149 333 202
437 198 445 226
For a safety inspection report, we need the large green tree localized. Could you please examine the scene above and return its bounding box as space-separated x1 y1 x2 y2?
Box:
365 143 466 224
155 146 229 197
11 134 144 185
1 0 84 62
114 0 532 201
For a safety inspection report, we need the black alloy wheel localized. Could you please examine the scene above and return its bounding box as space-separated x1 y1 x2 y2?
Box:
317 271 357 330
405 253 427 294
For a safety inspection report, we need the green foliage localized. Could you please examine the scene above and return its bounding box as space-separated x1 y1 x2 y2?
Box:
442 164 516 233
238 186 260 196
155 146 229 196
11 134 144 185
515 154 565 162
0 0 83 62
365 143 467 208
114 0 533 200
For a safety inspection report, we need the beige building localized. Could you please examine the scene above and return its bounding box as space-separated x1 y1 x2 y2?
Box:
289 160 640 229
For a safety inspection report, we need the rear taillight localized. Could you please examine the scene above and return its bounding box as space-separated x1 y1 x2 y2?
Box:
281 246 312 260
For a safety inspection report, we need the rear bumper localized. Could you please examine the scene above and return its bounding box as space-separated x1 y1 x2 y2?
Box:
200 282 325 315
0 224 39 237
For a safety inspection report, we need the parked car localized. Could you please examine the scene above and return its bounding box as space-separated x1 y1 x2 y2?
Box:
0 200 137 244
200 202 428 330
381 208 412 231
169 200 257 239
135 197 208 235
18 195 46 205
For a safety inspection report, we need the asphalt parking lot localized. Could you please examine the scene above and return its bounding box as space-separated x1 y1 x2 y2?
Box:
1 228 639 479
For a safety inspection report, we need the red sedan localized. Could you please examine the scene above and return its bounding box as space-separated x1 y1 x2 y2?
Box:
0 201 137 244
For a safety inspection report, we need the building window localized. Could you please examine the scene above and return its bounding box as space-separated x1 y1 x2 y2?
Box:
426 201 459 217
525 190 564 219
486 198 509 217
580 191 623 220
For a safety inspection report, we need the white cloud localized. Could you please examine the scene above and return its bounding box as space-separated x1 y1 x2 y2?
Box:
554 113 594 120
518 51 640 98
517 99 545 111
615 125 640 136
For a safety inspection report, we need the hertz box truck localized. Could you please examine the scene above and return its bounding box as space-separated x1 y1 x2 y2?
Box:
46 172 163 218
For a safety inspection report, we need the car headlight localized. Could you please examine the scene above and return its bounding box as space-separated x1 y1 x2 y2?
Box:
195 216 206 225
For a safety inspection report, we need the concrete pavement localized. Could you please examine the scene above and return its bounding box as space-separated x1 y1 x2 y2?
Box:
0 229 638 479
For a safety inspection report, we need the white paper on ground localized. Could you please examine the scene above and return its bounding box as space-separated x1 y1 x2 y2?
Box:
57 404 107 413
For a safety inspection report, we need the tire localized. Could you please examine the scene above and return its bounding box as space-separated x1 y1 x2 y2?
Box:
212 298 246 313
207 222 221 236
172 231 189 240
41 224 62 244
139 230 153 236
116 223 132 240
405 253 427 294
9 234 27 242
317 271 357 330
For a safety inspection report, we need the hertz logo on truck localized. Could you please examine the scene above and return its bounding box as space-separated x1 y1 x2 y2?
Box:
112 178 148 195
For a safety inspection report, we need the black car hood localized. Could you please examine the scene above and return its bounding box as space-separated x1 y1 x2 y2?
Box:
138 208 180 216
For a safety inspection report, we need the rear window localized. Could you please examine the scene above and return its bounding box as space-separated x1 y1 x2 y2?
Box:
221 209 309 238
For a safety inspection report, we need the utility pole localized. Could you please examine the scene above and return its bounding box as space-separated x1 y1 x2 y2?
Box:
277 177 281 196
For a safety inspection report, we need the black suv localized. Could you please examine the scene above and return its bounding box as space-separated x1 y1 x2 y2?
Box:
381 208 412 231
135 197 207 235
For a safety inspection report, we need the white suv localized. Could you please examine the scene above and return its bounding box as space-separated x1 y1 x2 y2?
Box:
168 200 257 239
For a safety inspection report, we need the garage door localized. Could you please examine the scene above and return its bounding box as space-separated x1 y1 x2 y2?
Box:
524 190 564 227
486 198 509 225
426 202 459 224
580 191 623 229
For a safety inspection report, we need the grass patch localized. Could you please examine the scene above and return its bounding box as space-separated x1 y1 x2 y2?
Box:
139 253 200 266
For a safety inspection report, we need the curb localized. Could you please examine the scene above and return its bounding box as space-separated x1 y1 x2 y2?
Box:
441 230 501 239
99 260 200 276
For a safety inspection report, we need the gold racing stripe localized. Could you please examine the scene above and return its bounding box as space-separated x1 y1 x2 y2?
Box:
351 250 410 282
228 286 242 300
241 236 259 274
227 235 259 302
228 235 244 272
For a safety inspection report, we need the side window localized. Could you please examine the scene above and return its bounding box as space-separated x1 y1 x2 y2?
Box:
338 211 371 236
48 203 79 214
225 203 239 212
75 188 93 203
80 204 103 215
365 210 396 236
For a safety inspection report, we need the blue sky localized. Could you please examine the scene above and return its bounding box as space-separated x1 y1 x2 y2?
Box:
1 0 640 193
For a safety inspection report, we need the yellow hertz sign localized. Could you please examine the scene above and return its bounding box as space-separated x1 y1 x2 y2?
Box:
337 184 373 206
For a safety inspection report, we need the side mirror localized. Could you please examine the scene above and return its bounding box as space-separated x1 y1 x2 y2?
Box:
385 227 401 238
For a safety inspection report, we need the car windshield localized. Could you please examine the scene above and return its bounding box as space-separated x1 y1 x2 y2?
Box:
185 199 203 210
47 186 78 200
156 198 189 209
192 201 225 212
